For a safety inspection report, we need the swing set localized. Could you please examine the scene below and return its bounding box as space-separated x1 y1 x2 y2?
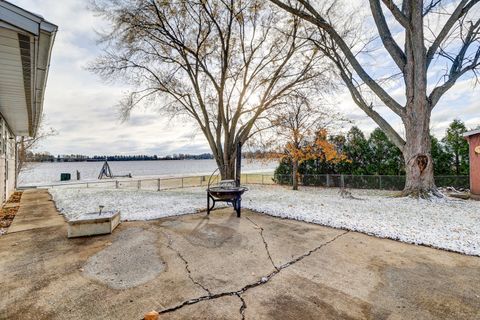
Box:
98 160 132 179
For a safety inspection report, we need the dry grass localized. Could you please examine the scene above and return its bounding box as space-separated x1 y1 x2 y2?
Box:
7 191 22 203
0 191 23 234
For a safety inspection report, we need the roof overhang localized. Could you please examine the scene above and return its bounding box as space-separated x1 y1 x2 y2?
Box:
463 128 480 138
0 0 57 137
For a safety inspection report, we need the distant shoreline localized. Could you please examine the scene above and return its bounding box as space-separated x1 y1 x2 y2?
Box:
28 158 215 163
26 157 269 163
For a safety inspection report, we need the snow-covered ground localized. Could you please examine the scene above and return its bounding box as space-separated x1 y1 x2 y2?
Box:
49 187 219 221
50 185 480 256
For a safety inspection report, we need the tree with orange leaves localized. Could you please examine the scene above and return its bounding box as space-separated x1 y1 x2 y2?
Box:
270 93 347 190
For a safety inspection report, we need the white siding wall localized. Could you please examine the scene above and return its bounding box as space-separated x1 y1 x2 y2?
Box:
0 116 16 203
6 133 17 199
0 158 4 204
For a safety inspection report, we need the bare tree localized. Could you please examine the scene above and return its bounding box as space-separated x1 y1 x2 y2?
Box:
16 116 57 180
90 0 326 179
270 0 480 197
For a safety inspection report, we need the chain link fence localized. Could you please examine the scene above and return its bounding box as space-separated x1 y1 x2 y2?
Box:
272 174 469 190
44 173 469 191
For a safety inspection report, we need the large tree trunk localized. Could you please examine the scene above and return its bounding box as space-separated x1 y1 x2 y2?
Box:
217 154 236 180
292 160 299 190
402 111 437 197
401 3 438 198
218 160 236 180
224 158 236 180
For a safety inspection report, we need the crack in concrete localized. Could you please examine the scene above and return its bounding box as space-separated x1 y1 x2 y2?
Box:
176 250 212 296
236 293 247 320
161 231 212 296
156 230 349 317
245 216 278 271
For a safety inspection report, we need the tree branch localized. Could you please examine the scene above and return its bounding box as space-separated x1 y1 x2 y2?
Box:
270 0 405 117
426 0 479 68
369 0 407 70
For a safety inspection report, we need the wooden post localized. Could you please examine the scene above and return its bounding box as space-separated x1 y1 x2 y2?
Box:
115 180 119 189
340 174 345 188
181 177 184 188
157 178 161 191
137 180 141 190
326 174 330 187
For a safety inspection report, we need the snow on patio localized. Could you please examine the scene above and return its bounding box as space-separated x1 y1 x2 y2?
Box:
49 185 480 256
49 187 217 221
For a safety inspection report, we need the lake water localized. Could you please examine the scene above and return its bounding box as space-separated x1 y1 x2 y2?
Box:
18 159 277 186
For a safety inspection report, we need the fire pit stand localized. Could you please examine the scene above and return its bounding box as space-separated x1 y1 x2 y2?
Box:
207 182 247 217
206 142 248 217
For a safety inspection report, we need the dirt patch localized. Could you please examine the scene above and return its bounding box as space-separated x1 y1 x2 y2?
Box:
0 191 23 235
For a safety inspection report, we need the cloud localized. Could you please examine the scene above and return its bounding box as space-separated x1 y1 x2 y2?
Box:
11 0 205 156
11 0 480 156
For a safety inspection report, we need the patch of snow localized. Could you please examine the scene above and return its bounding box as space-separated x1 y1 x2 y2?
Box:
242 185 480 256
69 210 119 222
49 187 223 221
49 185 480 256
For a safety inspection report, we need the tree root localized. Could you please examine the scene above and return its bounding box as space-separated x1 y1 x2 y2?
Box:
400 187 445 199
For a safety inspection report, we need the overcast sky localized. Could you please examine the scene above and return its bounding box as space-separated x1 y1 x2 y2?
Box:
11 0 480 156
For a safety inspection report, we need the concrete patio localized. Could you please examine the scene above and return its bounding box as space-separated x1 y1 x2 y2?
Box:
1 189 479 319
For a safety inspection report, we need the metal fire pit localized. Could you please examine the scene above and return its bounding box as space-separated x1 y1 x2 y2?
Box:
206 143 248 217
207 179 248 217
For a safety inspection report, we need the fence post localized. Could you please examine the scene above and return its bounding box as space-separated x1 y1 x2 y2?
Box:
379 176 382 189
340 174 345 188
137 180 141 190
181 177 184 188
326 174 330 188
157 178 161 191
115 180 119 189
86 183 89 188
245 174 248 184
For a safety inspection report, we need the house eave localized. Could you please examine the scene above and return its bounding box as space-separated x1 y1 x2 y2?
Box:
463 129 480 138
0 0 57 137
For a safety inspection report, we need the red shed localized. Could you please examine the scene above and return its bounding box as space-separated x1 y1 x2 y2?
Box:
463 129 480 200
